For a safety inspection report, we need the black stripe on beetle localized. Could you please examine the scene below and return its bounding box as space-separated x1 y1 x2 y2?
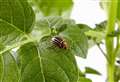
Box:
51 36 68 49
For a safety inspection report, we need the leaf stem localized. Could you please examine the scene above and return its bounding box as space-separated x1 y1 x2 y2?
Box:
96 43 111 63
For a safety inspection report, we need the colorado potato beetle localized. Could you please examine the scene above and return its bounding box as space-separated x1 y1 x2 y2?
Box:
51 36 68 49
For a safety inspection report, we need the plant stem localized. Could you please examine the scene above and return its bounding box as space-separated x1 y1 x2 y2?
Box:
96 43 111 63
105 0 118 82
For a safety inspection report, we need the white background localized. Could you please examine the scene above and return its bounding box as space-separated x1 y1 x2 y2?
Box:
71 0 107 82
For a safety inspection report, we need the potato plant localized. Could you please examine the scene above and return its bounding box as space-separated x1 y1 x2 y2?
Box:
0 0 119 82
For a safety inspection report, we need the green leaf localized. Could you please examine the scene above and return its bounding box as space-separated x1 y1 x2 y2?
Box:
78 77 92 82
82 21 106 47
33 17 88 58
85 30 105 43
32 0 73 17
47 17 75 33
17 37 78 82
32 18 51 41
0 0 35 33
1 52 19 82
78 69 85 77
85 21 106 43
77 24 92 33
94 21 106 32
0 0 35 45
34 16 75 39
59 25 88 58
85 67 101 75
77 24 95 48
77 22 106 48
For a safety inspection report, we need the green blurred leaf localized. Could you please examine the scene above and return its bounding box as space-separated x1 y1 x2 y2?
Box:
32 0 73 17
60 25 88 58
85 30 105 43
94 21 107 32
78 69 85 77
85 67 101 75
0 0 35 45
86 21 106 43
77 21 106 48
17 37 78 82
100 1 120 22
33 17 89 58
77 24 92 33
79 21 106 48
1 52 19 82
78 77 92 82
34 16 75 39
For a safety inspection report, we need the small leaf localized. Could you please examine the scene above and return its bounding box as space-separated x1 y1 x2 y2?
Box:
87 21 106 43
78 69 85 77
56 24 68 33
78 77 92 82
85 30 105 43
60 25 88 58
83 21 106 48
77 24 92 33
94 21 107 32
85 67 101 75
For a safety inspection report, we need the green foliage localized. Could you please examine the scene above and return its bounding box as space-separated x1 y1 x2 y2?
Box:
34 16 88 58
100 0 119 82
31 0 73 17
85 67 101 75
0 0 92 82
1 0 118 82
100 0 120 22
59 24 88 58
0 52 19 82
0 0 35 46
78 77 92 82
17 42 78 82
77 21 106 48
77 24 92 33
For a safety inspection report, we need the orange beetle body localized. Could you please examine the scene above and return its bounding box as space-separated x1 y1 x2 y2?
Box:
52 37 68 49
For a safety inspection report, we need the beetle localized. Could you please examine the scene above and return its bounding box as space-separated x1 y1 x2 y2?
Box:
51 36 68 49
